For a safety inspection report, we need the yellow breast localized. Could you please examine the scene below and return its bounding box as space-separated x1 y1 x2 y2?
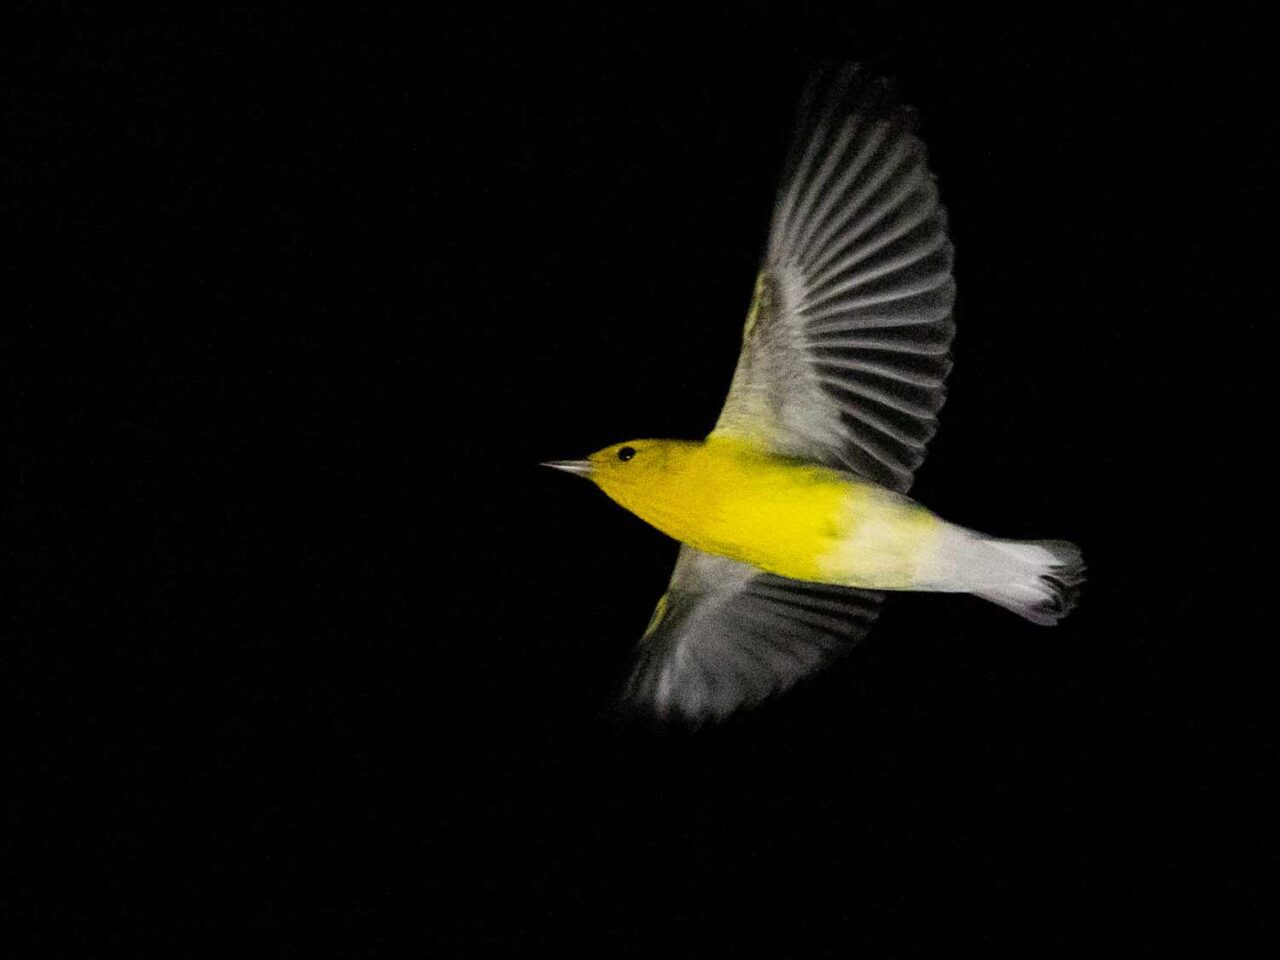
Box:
671 442 849 580
595 437 940 587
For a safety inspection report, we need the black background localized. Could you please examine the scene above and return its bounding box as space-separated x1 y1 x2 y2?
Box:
5 3 1273 954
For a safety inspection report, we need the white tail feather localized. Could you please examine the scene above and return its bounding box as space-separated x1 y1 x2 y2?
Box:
919 528 1085 625
969 538 1085 624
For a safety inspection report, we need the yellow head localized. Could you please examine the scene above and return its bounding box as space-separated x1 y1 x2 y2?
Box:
543 439 700 517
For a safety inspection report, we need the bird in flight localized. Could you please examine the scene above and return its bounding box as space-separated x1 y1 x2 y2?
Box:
545 64 1084 724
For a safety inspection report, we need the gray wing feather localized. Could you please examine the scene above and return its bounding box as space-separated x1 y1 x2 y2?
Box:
715 64 955 493
622 547 882 724
622 66 953 722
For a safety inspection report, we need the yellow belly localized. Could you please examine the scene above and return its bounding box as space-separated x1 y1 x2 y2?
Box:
609 438 942 588
678 459 850 581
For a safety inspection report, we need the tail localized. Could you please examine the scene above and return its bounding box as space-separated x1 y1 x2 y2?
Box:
966 538 1086 625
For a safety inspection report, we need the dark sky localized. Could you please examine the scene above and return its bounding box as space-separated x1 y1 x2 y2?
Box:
6 4 1273 954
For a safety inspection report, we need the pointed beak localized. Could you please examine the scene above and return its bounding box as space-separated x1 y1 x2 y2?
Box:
541 459 594 478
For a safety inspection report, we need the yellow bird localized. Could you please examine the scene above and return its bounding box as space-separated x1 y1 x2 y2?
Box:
545 65 1083 722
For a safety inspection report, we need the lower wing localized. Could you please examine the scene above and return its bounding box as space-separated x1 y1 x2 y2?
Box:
620 546 882 724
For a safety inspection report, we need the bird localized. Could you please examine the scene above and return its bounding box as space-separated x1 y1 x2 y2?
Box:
544 64 1084 724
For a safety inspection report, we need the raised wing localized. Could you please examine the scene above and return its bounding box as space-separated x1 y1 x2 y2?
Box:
714 63 955 493
622 66 954 723
621 547 881 724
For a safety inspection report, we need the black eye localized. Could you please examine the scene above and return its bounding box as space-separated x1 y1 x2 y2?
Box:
617 446 636 462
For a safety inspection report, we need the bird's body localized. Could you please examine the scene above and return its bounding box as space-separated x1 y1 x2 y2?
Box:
592 435 938 589
545 64 1085 722
578 434 1079 625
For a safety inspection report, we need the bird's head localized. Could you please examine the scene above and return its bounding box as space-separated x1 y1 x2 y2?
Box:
542 439 693 507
